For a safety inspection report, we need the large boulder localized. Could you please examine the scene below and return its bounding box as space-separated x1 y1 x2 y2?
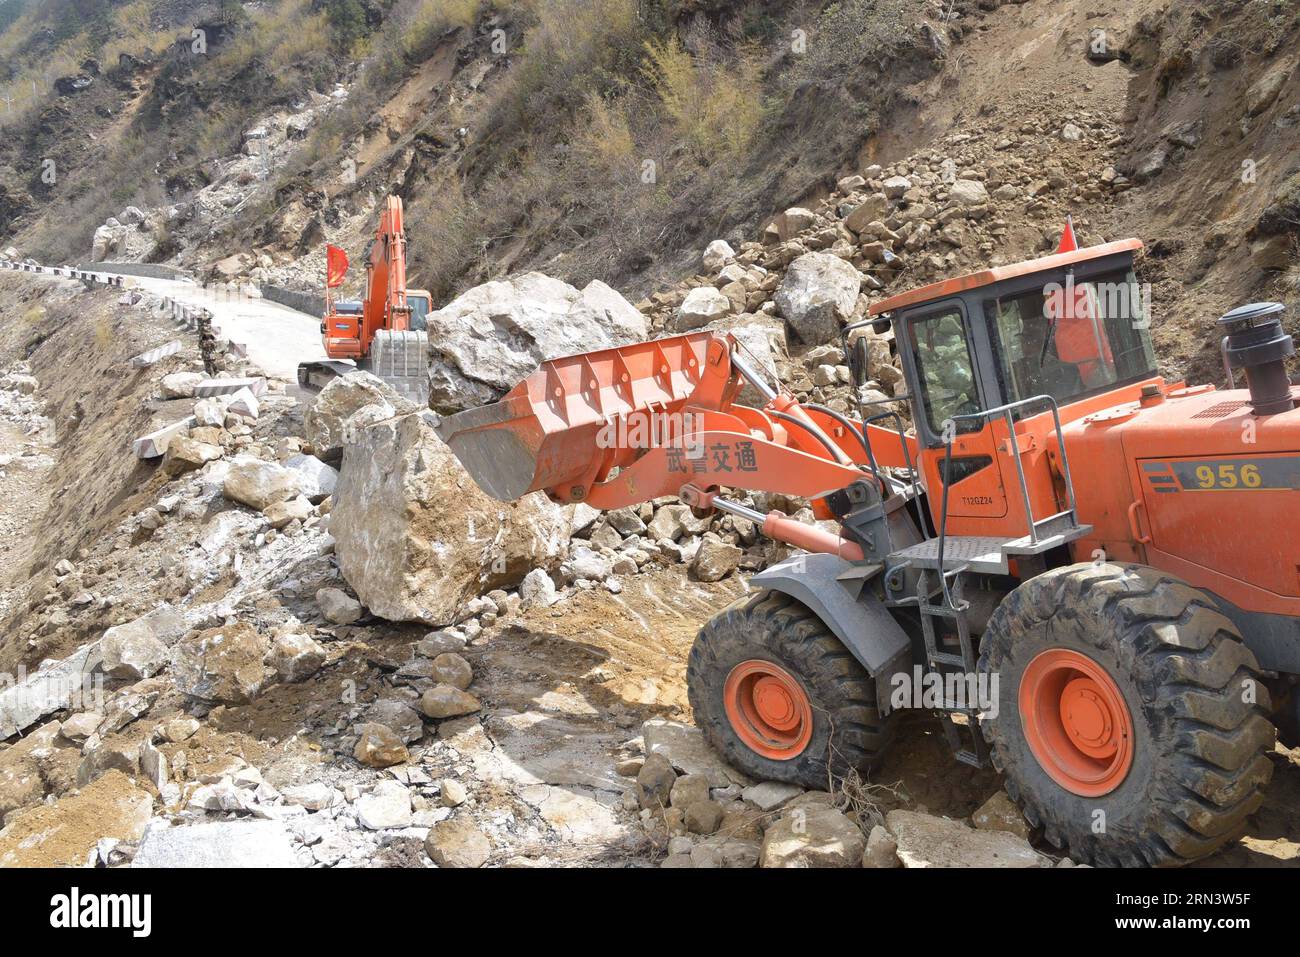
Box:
673 286 731 331
99 606 187 679
697 313 786 407
90 222 128 261
170 622 269 704
304 371 408 459
223 457 301 512
947 178 989 208
760 806 866 868
425 273 647 413
885 809 1050 867
132 819 299 868
284 454 338 501
425 816 492 868
774 252 861 345
1246 63 1291 116
331 411 571 625
162 437 221 476
0 643 100 738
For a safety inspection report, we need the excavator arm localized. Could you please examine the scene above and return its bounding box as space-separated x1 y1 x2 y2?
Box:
436 331 919 560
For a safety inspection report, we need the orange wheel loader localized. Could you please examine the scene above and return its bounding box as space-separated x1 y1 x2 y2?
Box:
297 195 433 401
436 237 1296 867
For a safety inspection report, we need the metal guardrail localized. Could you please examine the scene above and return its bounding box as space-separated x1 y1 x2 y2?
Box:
0 257 219 336
0 258 125 287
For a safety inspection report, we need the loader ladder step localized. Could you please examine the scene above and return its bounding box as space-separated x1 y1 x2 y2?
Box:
888 524 1093 576
914 568 989 768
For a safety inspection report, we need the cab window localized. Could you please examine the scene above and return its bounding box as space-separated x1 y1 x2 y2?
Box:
408 294 430 331
909 307 982 437
983 269 1156 409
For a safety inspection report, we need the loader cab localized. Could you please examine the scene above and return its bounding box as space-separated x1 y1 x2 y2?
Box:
864 239 1159 538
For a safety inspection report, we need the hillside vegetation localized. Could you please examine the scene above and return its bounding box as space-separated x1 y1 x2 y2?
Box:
0 0 942 296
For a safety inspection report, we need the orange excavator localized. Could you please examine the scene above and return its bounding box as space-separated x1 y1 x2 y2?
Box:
297 195 432 400
438 233 1297 867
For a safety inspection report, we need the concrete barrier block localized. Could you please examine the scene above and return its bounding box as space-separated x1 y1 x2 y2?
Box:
130 340 184 368
194 376 266 398
134 416 197 459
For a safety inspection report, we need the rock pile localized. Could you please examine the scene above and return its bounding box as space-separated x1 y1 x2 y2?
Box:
634 106 1130 420
614 718 1060 869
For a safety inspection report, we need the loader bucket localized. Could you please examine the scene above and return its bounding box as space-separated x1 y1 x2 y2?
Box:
435 332 719 502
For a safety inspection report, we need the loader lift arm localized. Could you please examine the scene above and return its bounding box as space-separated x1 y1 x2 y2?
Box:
435 331 918 561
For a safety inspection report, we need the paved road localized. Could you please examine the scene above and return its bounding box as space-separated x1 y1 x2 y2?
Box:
0 260 331 383
128 275 328 383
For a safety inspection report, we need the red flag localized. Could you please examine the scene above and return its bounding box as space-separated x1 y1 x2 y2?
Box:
1056 215 1078 254
326 244 349 288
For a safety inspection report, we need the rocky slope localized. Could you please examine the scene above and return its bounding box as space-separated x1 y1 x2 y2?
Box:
1 0 1299 870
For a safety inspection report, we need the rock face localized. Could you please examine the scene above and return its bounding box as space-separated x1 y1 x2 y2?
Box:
760 806 866 868
170 622 269 704
304 371 405 459
774 252 861 345
332 411 570 625
424 273 647 413
886 810 1050 868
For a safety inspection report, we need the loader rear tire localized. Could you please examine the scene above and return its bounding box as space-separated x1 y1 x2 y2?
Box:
979 563 1275 867
687 589 894 789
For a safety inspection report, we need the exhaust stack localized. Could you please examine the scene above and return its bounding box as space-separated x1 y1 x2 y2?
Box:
1218 301 1296 415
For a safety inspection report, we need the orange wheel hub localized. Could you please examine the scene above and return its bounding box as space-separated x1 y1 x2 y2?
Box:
723 660 813 760
1019 648 1134 797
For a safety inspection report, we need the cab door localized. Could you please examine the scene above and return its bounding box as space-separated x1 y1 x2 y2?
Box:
899 299 1010 528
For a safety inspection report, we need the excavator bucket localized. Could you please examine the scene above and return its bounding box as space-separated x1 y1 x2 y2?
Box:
367 328 429 403
435 332 718 502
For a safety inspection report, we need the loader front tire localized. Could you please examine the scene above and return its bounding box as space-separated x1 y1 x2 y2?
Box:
979 563 1276 867
687 589 894 789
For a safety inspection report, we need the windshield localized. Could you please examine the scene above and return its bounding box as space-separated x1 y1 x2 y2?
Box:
983 269 1156 408
408 294 430 331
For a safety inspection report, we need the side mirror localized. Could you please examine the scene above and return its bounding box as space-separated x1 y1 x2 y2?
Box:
848 336 872 386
